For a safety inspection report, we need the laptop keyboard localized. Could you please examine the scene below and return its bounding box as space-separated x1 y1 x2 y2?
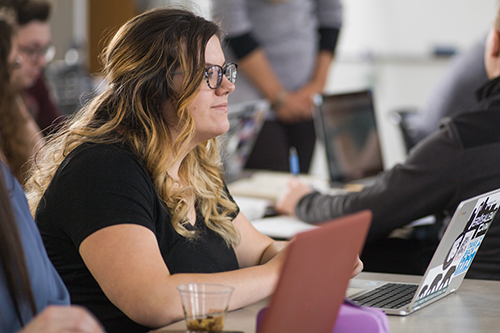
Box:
351 283 418 309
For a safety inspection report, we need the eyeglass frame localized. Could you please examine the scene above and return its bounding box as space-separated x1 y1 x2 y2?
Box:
204 63 238 89
173 63 238 90
16 43 56 64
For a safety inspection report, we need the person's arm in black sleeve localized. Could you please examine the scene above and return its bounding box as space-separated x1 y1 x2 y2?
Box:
318 27 341 54
225 32 259 61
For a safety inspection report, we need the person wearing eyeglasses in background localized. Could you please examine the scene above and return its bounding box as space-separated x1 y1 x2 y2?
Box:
24 8 362 333
10 0 63 137
0 0 45 184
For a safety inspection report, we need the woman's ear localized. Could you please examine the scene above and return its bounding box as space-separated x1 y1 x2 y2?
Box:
162 100 177 125
162 100 182 140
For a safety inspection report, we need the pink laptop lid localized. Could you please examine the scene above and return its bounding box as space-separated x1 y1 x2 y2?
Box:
258 210 372 333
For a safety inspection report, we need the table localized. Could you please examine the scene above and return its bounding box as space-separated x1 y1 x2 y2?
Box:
155 272 500 333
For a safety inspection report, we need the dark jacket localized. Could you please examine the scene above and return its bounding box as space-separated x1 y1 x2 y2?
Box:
296 76 500 279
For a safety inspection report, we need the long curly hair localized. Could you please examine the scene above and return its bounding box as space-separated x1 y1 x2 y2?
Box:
25 7 239 246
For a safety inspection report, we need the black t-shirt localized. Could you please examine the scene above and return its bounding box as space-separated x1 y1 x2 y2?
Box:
36 143 240 333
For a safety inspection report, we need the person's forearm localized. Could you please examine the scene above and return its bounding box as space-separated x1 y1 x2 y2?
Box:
308 50 334 92
259 240 288 265
171 264 279 309
238 48 286 103
295 191 343 224
137 264 281 328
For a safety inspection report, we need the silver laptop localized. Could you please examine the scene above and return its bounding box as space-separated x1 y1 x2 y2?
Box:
315 90 384 186
349 188 500 315
219 100 268 181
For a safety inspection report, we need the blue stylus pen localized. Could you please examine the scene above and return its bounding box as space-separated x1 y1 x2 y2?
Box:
289 147 300 175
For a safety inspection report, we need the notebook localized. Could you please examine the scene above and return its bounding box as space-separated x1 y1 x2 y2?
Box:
220 100 268 181
316 90 384 185
257 210 372 333
349 188 500 315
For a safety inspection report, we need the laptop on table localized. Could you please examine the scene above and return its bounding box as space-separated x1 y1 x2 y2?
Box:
316 90 384 188
219 100 268 182
228 91 383 203
349 188 500 315
258 210 372 333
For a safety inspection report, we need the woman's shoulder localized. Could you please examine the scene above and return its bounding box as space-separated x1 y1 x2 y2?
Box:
53 142 153 192
64 142 147 173
70 142 139 161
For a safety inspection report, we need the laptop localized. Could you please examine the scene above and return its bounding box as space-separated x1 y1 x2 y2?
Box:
315 90 384 186
220 100 268 181
349 188 500 315
258 210 372 333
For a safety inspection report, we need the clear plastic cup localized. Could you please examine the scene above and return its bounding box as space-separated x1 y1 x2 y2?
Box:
177 283 234 332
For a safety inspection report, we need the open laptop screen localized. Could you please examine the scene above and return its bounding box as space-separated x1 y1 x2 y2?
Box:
220 100 268 180
317 90 384 183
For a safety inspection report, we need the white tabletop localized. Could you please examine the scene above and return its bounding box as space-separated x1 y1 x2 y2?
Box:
154 272 500 333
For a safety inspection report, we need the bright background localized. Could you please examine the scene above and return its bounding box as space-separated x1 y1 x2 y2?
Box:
49 0 498 176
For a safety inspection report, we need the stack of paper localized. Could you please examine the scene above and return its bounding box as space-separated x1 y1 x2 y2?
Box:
250 216 317 239
228 171 330 201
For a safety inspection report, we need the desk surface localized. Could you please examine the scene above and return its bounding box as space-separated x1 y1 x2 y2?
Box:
155 272 500 333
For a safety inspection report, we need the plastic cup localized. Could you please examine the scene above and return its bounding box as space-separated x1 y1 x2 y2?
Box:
177 283 234 332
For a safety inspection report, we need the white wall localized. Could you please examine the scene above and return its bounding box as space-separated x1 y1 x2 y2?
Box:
146 0 212 17
338 0 495 56
50 1 74 61
320 0 498 175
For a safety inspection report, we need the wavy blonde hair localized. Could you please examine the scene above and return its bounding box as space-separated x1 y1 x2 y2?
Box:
25 7 239 246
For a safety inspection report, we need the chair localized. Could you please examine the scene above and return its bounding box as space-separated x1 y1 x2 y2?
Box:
389 109 420 153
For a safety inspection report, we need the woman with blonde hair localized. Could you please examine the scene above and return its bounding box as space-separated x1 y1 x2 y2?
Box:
25 7 291 333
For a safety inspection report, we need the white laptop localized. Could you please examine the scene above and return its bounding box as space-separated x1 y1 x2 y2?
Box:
220 100 268 182
349 188 500 315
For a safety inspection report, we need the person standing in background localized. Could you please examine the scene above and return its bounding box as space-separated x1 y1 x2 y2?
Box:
212 0 342 173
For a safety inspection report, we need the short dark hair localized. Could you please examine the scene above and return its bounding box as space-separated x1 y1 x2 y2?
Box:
14 0 52 25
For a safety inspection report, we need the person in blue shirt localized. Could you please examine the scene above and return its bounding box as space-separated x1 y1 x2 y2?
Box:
0 162 103 333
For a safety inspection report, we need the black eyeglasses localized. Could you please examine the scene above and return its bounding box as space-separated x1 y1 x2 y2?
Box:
205 63 238 89
173 63 238 89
